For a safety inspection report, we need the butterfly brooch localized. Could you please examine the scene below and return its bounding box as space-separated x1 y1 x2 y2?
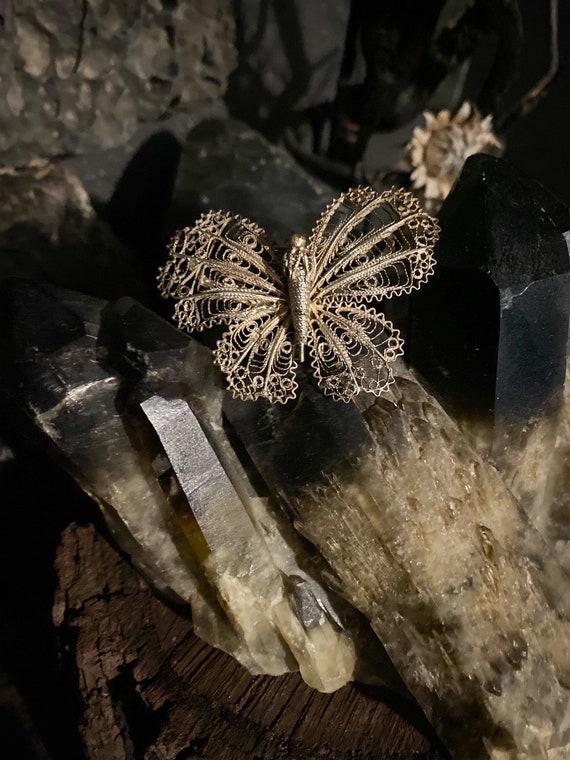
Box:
158 186 438 404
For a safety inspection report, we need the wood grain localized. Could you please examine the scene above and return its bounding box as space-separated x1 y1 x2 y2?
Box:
53 522 445 759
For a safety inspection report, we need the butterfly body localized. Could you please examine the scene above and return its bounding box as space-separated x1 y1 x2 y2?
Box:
283 233 314 363
159 186 438 404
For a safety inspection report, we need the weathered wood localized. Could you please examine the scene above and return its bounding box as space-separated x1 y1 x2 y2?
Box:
53 522 444 759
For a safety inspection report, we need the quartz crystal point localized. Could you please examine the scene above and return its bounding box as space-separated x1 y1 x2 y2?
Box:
409 154 570 526
97 295 388 690
140 394 357 685
224 369 570 760
0 278 386 691
0 279 238 659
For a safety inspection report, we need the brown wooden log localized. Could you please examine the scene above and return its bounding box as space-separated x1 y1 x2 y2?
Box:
53 522 445 759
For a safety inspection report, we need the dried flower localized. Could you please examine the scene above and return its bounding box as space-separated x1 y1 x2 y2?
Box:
408 102 503 201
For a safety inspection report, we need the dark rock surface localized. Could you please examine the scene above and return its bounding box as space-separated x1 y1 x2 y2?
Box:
0 0 236 166
168 117 334 244
0 162 145 301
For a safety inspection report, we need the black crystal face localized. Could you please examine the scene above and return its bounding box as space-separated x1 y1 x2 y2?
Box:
409 267 500 424
434 155 570 286
496 276 570 426
410 154 570 432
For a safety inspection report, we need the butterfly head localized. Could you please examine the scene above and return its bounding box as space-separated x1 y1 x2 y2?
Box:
289 232 307 250
284 234 315 280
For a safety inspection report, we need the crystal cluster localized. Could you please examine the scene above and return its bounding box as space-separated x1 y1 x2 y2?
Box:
0 279 393 694
3 274 570 757
410 154 570 539
225 372 570 759
2 120 570 760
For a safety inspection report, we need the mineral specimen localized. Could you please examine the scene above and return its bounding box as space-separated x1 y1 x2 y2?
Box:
409 154 570 526
3 135 570 756
140 394 357 688
0 280 201 607
0 278 389 693
3 275 570 756
224 370 570 759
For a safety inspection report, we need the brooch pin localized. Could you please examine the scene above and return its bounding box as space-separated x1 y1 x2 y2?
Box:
158 186 438 404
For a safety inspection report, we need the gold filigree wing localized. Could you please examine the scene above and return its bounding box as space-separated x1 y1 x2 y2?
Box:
307 303 403 402
158 210 286 332
215 307 298 404
307 186 438 305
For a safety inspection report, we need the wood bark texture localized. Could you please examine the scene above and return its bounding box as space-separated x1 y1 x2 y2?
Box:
52 522 445 760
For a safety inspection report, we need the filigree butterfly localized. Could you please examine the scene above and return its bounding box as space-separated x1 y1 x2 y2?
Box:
158 186 438 403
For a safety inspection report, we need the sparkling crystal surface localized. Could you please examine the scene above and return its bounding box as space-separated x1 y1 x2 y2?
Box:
410 154 570 522
224 367 570 759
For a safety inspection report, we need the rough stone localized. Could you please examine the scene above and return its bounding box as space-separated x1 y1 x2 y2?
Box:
63 105 226 209
0 0 236 166
0 162 145 301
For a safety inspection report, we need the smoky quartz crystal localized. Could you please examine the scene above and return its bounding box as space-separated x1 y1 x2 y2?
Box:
0 277 390 694
410 154 570 529
3 135 570 759
2 276 570 758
